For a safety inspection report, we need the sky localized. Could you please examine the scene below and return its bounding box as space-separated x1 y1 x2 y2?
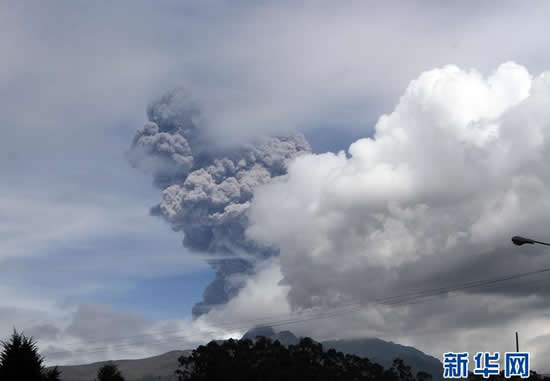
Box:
4 0 550 373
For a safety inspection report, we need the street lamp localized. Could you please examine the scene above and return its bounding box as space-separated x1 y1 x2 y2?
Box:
511 235 550 246
510 235 550 353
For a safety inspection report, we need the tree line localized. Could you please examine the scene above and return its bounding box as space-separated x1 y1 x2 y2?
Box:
176 336 431 381
2 329 550 380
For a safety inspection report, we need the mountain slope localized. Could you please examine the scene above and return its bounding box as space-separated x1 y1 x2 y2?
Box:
323 338 443 381
56 350 189 381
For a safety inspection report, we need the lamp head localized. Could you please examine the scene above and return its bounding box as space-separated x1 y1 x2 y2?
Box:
511 236 535 246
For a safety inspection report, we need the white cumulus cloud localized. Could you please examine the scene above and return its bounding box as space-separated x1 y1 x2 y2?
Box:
247 62 550 307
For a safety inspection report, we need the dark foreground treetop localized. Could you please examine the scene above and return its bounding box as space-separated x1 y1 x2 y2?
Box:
177 336 429 381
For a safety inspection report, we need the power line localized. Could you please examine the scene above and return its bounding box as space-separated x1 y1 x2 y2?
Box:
47 273 550 359
36 265 550 352
41 266 550 358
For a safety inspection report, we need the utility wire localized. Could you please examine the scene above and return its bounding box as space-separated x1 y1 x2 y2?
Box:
47 273 550 359
42 266 550 358
37 265 550 351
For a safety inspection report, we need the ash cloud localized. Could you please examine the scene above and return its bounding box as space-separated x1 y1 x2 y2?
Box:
128 88 311 316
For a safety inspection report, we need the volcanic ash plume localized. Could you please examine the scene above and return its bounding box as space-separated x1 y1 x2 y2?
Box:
128 89 311 316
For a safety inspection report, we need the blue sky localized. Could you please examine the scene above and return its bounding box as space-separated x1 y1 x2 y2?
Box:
5 0 550 371
88 271 216 321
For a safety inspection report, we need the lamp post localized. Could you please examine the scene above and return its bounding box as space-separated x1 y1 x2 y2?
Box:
511 235 550 353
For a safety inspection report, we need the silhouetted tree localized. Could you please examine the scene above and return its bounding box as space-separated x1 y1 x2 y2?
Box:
0 329 61 381
95 363 125 381
392 358 414 381
43 366 62 381
416 370 432 381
